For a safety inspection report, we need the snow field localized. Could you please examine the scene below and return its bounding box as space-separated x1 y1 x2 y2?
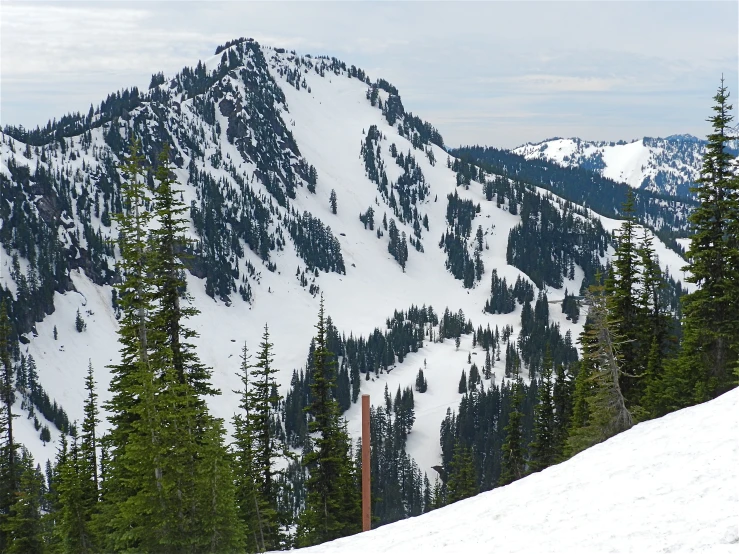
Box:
291 388 739 554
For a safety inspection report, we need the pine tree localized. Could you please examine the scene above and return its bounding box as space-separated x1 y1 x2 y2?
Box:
81 361 99 501
606 189 641 405
56 435 96 553
567 284 634 456
445 444 477 503
636 228 672 417
102 138 157 550
150 143 212 394
297 296 361 547
664 78 739 408
552 362 572 460
499 369 526 486
247 325 285 550
103 141 241 552
2 450 44 554
458 370 467 394
329 189 337 214
232 343 263 552
75 308 86 333
530 348 556 472
0 302 18 552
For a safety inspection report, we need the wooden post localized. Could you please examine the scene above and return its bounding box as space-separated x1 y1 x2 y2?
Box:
362 394 371 532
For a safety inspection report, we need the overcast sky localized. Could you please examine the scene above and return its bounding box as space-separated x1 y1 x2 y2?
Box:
2 1 737 149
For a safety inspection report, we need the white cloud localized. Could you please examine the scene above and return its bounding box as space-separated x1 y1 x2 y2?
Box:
1 1 737 149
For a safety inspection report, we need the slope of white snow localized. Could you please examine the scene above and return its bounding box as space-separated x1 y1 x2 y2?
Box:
292 388 739 554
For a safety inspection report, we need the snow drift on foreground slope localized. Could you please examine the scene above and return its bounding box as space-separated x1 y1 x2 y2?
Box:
291 389 739 554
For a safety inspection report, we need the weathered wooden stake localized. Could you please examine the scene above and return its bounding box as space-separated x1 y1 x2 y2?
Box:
362 394 371 532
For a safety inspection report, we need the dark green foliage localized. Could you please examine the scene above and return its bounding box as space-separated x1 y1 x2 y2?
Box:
102 141 241 553
458 370 467 394
439 374 539 494
15 355 73 435
415 369 428 393
1 450 45 554
365 400 425 525
507 184 609 289
284 306 437 449
499 369 526 486
485 270 516 314
446 444 477 503
75 309 86 333
297 298 360 547
662 78 739 409
387 219 408 270
451 146 695 248
562 290 580 323
440 192 481 288
359 206 375 230
605 190 641 404
0 303 18 552
329 189 337 214
287 211 346 275
529 350 556 472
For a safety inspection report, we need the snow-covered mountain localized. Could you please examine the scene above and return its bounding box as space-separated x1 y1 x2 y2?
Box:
513 134 710 197
0 38 691 476
294 388 739 554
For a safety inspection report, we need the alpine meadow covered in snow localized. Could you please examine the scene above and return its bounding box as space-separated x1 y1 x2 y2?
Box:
0 12 738 554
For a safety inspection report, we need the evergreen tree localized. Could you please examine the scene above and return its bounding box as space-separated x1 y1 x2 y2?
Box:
246 325 285 550
458 370 467 394
664 78 739 408
101 138 156 550
605 189 641 405
2 450 44 554
499 369 526 486
297 297 361 547
329 189 337 215
530 348 556 472
567 284 634 456
0 302 18 552
75 309 86 333
232 343 263 552
150 143 212 394
103 141 241 552
552 361 572 460
445 444 477 503
56 435 96 553
81 361 99 503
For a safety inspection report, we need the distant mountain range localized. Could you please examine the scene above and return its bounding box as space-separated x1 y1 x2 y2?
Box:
513 134 724 198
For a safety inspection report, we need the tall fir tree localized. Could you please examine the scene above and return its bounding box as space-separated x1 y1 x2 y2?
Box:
232 343 264 552
567 284 634 456
499 368 526 486
56 435 96 553
445 443 477 503
297 296 361 547
530 348 556 472
0 301 18 552
103 141 241 552
552 361 572 461
1 450 45 554
606 189 642 406
247 325 285 550
664 78 739 409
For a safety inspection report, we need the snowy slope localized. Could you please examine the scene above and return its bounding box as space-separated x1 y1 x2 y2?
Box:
0 41 690 475
292 388 739 554
514 135 709 197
